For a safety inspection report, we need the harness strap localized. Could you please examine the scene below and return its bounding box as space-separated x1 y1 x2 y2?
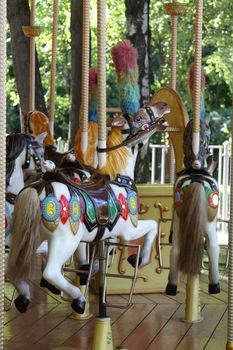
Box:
6 192 17 205
93 226 105 242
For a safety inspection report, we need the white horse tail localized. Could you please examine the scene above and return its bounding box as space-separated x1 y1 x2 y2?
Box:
8 188 41 282
178 182 207 275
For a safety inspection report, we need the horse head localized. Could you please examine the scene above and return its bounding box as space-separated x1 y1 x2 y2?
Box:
107 101 170 137
22 110 54 147
183 117 212 171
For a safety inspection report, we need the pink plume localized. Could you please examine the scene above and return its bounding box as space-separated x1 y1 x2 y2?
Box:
189 63 205 91
89 67 98 87
111 39 138 74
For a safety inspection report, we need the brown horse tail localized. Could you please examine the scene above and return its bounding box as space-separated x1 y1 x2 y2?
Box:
178 182 207 275
8 188 41 282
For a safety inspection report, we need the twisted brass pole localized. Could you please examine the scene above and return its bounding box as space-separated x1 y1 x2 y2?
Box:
0 0 6 348
226 100 233 349
29 0 36 110
97 0 106 168
80 0 90 157
49 0 59 136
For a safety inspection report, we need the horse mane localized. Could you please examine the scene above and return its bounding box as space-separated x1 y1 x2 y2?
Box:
29 111 54 147
97 127 131 180
183 119 210 169
74 121 98 167
6 134 32 187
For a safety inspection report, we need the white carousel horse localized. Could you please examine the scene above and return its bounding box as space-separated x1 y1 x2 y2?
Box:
165 119 220 296
7 102 170 314
24 102 170 272
5 132 47 247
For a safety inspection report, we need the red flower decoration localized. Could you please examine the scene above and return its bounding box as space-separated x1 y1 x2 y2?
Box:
60 195 70 224
118 193 129 221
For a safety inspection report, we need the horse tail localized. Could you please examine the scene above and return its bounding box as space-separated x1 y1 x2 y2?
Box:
178 182 207 275
8 188 41 282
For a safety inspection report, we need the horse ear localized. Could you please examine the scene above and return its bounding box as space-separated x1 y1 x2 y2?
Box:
110 115 128 128
21 110 28 117
35 132 47 144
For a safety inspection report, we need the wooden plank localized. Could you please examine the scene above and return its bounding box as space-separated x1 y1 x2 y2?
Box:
111 303 157 346
9 303 75 344
176 304 227 350
146 305 193 350
118 304 179 350
145 293 180 304
4 342 51 350
4 303 57 341
204 306 228 350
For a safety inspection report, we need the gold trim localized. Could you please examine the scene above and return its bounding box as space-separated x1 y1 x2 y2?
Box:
164 3 186 16
22 25 43 37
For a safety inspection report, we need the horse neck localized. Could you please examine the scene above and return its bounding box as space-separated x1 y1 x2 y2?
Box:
120 145 139 180
7 150 25 194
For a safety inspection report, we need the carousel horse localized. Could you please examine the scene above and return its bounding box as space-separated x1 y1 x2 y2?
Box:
23 102 169 272
7 102 170 314
165 118 220 296
23 110 74 167
5 132 47 247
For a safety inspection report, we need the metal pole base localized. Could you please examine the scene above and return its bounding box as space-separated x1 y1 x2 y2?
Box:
183 274 203 323
69 284 92 320
92 317 113 350
226 342 233 350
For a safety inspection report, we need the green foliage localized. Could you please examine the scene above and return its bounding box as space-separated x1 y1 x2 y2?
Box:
7 0 233 144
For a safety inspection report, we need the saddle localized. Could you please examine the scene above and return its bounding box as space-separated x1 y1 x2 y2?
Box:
42 170 121 239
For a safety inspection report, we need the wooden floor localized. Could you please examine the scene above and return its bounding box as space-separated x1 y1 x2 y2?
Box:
4 260 228 350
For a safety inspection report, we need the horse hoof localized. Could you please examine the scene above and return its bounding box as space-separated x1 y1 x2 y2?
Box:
40 277 60 295
71 299 86 314
165 283 177 296
14 295 29 313
127 254 142 268
209 283 220 294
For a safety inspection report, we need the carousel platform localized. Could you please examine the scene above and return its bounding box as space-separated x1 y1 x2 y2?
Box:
4 255 228 350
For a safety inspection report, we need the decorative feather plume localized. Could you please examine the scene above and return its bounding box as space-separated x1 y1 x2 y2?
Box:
88 67 98 122
189 63 206 120
111 39 140 115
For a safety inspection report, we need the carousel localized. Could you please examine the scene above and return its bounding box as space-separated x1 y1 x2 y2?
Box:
1 1 233 350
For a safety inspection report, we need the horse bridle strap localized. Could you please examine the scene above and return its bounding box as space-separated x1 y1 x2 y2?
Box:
6 192 17 205
22 140 42 172
97 122 164 153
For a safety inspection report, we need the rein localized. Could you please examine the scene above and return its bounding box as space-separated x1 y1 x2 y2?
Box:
97 120 167 153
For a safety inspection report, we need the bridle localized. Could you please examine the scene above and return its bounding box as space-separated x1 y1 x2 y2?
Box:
22 138 43 174
98 113 167 153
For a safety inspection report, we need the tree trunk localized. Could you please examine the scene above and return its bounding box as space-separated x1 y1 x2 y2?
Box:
69 0 83 147
7 0 47 115
125 0 151 183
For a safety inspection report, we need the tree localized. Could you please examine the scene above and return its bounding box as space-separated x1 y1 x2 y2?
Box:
125 0 151 182
69 0 83 146
7 0 47 120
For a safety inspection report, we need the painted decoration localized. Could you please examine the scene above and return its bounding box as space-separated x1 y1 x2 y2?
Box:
42 195 60 231
127 191 138 227
108 192 118 223
60 195 70 224
82 192 96 223
69 195 81 234
118 193 129 221
5 204 12 237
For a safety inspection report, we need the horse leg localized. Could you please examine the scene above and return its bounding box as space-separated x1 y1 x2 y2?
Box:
13 279 31 313
43 226 86 313
121 219 158 268
205 220 220 294
166 212 180 295
36 240 60 295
